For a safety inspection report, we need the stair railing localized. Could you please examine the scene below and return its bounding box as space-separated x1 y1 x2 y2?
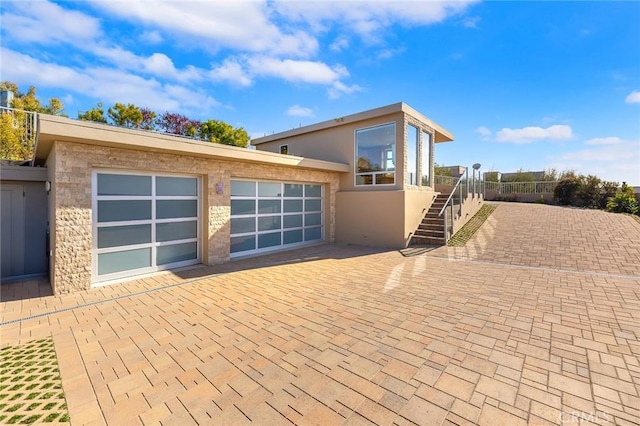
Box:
438 167 469 242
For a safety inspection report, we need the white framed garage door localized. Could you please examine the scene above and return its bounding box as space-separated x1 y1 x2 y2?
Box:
230 180 323 257
92 171 200 283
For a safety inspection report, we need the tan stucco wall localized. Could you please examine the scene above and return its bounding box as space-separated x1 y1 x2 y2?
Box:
256 112 406 191
49 141 341 294
256 111 439 194
336 188 436 249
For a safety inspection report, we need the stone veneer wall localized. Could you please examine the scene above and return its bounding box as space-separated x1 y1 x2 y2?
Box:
49 141 341 295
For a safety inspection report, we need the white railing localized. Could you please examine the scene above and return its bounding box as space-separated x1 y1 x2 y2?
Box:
0 106 38 158
485 180 558 194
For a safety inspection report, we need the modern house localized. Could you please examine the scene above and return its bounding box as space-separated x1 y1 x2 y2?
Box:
251 103 455 248
1 102 481 295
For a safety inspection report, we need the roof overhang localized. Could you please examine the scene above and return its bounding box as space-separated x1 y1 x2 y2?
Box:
251 102 454 146
34 115 350 173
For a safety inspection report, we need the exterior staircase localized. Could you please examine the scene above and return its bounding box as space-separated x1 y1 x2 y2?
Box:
410 192 451 246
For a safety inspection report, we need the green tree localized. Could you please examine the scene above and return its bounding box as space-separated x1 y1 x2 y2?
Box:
606 192 639 215
434 163 453 177
107 103 143 128
199 119 249 147
576 174 602 208
139 107 157 131
78 102 108 123
0 82 65 160
0 112 30 160
553 172 580 205
501 169 536 182
1 82 65 115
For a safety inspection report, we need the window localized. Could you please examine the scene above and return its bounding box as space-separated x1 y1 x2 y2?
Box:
93 172 200 283
421 131 432 186
355 123 396 185
406 125 419 185
230 180 323 257
280 144 289 155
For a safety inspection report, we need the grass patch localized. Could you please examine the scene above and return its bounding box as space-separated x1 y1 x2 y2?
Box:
43 412 60 422
22 414 43 424
7 414 25 424
448 204 497 247
0 338 69 424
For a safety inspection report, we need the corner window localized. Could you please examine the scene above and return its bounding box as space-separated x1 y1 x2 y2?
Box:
406 125 419 186
355 123 396 185
421 131 432 186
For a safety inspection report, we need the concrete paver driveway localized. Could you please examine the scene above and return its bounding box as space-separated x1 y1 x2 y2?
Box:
1 202 639 425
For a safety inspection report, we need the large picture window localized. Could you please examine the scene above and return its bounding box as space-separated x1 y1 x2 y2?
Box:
93 172 200 283
355 123 396 185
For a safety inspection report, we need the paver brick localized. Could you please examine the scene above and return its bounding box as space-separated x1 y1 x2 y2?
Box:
1 203 639 424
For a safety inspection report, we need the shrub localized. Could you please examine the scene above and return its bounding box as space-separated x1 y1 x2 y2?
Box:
600 181 619 209
575 174 602 208
553 173 581 205
606 193 639 215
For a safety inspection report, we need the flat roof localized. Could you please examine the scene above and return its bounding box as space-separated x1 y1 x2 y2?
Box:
251 102 455 145
33 115 350 173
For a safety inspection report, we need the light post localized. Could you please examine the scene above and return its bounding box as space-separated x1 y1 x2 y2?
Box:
472 163 482 197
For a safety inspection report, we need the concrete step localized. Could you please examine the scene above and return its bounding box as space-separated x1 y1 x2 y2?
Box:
411 235 446 246
415 229 445 238
418 223 444 231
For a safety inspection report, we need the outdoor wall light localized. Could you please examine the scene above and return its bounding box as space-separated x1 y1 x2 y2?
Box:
45 181 51 193
216 182 224 194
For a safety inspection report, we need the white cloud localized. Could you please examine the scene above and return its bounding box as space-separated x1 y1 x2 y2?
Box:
459 16 481 28
585 137 624 146
92 1 318 57
1 1 101 45
274 1 478 41
625 90 640 104
248 57 349 84
330 37 349 52
1 48 219 113
209 59 253 87
140 30 163 44
495 125 574 144
328 81 364 99
555 140 640 184
286 105 315 117
475 126 492 139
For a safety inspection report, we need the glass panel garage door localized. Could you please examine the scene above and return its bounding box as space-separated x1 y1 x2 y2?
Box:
93 172 200 283
230 180 323 257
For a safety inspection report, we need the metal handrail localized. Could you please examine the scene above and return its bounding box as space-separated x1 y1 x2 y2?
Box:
0 106 38 161
438 167 468 242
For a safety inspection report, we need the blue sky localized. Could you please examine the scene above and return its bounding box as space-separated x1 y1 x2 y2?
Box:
2 0 639 184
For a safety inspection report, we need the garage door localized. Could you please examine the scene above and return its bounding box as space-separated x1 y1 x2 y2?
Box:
92 171 200 283
230 180 323 257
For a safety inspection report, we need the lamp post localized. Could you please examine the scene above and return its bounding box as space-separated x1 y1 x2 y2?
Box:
472 163 482 197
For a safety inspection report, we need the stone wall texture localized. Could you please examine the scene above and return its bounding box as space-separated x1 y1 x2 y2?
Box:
50 141 341 294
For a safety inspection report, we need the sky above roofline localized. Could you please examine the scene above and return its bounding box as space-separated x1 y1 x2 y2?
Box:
1 0 639 184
